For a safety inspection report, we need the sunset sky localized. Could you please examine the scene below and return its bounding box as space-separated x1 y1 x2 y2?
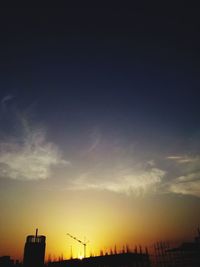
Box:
0 6 200 261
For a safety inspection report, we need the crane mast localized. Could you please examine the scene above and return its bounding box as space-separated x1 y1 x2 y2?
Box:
67 233 88 258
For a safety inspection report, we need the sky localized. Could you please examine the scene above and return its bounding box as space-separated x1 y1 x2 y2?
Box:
0 6 200 261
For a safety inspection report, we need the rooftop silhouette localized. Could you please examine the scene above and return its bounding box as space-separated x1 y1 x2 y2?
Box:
23 229 46 267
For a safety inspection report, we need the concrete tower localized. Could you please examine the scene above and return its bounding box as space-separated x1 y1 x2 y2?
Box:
23 229 46 267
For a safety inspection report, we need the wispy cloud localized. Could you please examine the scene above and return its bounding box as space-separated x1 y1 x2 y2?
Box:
87 128 101 153
1 94 199 199
0 98 69 181
167 155 199 164
1 94 15 112
166 154 200 197
1 94 15 105
70 150 200 197
169 179 200 197
70 162 166 196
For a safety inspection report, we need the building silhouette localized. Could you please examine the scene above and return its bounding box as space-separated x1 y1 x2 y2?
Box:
48 251 151 267
0 256 14 267
153 228 200 267
165 228 200 267
23 229 46 267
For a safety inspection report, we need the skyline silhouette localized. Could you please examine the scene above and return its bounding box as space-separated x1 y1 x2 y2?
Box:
0 227 200 267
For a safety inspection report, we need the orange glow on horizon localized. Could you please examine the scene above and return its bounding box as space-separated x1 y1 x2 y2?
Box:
0 188 200 261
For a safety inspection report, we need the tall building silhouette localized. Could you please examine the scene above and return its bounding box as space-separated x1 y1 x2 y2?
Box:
23 229 46 267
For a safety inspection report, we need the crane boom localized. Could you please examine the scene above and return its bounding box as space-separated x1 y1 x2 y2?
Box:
67 233 88 258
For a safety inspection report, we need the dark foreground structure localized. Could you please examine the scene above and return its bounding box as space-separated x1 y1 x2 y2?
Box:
166 230 200 267
0 256 14 267
48 252 151 267
153 228 200 267
23 229 46 267
0 256 21 267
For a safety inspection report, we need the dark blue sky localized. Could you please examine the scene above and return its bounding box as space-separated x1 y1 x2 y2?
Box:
1 7 200 125
0 6 200 155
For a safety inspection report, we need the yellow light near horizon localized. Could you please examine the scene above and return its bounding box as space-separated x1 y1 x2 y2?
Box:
78 255 84 260
1 183 200 262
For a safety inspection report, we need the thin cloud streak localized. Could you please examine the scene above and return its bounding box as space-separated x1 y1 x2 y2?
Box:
169 180 200 198
1 94 15 113
68 152 200 197
167 155 199 164
68 164 166 196
166 154 200 198
0 117 69 181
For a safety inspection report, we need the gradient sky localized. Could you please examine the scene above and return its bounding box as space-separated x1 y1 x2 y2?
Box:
0 6 200 261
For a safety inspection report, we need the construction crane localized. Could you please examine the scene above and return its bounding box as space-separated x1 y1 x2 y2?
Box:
67 233 89 258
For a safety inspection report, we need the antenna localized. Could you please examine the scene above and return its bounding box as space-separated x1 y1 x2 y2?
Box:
36 228 38 238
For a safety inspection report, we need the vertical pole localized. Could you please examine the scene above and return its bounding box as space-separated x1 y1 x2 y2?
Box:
70 246 73 259
84 244 86 258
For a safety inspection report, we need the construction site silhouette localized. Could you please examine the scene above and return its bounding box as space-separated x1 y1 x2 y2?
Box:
0 228 200 267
